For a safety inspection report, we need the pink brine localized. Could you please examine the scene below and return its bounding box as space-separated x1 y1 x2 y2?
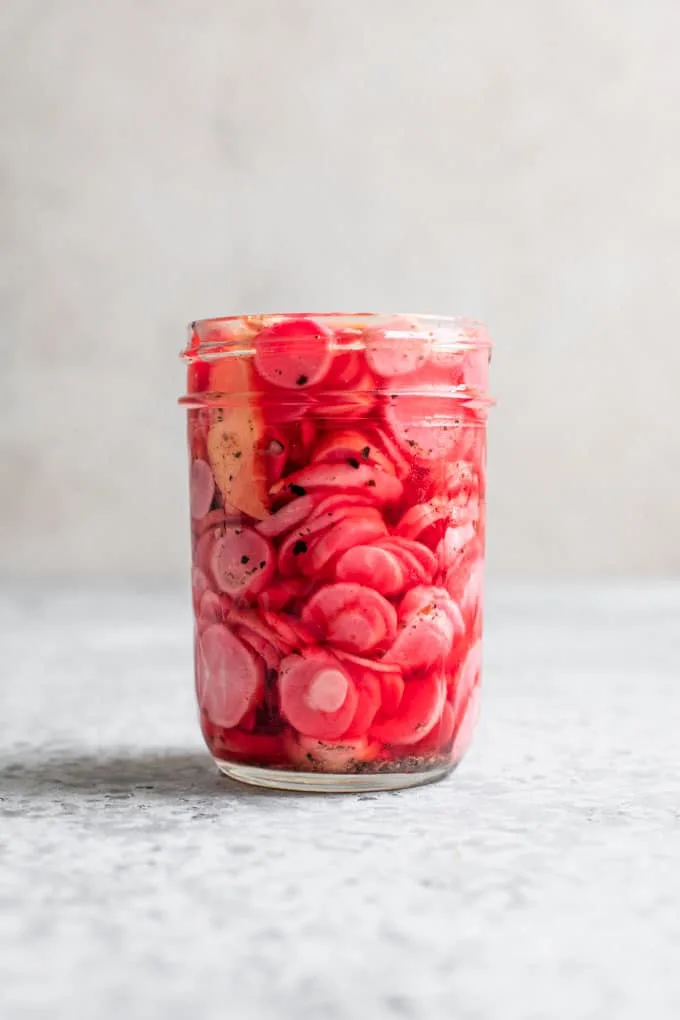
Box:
179 312 492 791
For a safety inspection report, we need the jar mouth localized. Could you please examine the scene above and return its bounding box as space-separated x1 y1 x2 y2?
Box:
181 311 492 362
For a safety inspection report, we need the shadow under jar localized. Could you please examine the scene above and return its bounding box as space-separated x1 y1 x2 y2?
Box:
179 313 493 792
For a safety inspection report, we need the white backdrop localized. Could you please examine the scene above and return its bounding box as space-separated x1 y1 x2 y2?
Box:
2 0 679 580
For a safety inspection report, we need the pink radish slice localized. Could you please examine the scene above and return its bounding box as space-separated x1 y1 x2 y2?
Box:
254 318 333 390
306 511 388 575
376 538 437 583
409 701 456 754
235 626 281 672
335 545 405 596
260 610 315 648
438 523 476 570
370 674 446 746
399 585 464 632
342 670 382 738
210 527 274 598
311 430 396 476
190 459 216 520
255 495 315 538
284 730 378 771
307 493 376 522
271 463 403 504
227 607 294 655
278 652 358 740
197 624 264 728
450 639 483 712
302 583 397 654
192 567 210 615
300 419 316 452
369 426 412 479
445 539 484 623
378 669 405 717
193 507 241 538
258 577 314 612
198 590 230 631
364 319 431 378
386 613 456 672
385 392 467 461
277 514 338 576
395 503 449 542
334 649 401 673
451 684 481 763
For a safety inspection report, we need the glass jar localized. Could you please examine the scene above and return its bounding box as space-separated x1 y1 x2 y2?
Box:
179 312 492 792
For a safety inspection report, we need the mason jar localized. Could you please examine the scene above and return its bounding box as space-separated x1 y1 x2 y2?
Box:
179 312 492 792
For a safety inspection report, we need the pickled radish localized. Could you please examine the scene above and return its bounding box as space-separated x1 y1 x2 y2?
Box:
284 731 378 770
207 726 285 764
409 701 455 753
364 318 431 377
190 459 215 520
311 429 395 476
302 583 397 654
451 685 480 762
258 577 313 612
227 606 294 655
271 462 403 504
385 392 469 461
307 510 387 575
387 587 463 672
254 318 333 389
197 624 264 728
335 545 405 596
198 590 230 631
235 626 281 672
256 494 315 538
210 526 274 598
395 503 449 543
278 652 358 739
375 538 437 584
342 670 382 737
369 674 446 746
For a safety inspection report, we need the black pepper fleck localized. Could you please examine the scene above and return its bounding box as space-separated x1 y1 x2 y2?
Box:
296 375 308 386
362 446 370 458
260 560 266 569
293 540 308 556
347 457 360 469
289 484 307 497
234 451 242 458
241 555 249 564
367 480 376 487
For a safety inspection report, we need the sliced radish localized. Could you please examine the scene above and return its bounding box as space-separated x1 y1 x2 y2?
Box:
364 318 431 377
394 502 449 544
235 626 281 672
306 510 388 575
370 674 446 746
284 731 379 771
399 585 464 632
408 700 456 754
197 624 264 728
342 670 382 738
277 513 339 576
260 610 316 648
190 459 215 520
278 651 358 739
255 494 315 538
451 685 481 763
258 577 314 612
191 566 210 615
210 527 274 598
302 583 397 654
438 523 476 571
378 669 405 717
369 425 412 479
449 638 483 714
445 539 484 628
254 317 333 390
198 590 230 631
227 606 294 654
375 538 437 584
335 545 405 596
307 493 376 522
387 587 463 672
271 463 403 504
311 429 395 476
207 725 286 764
385 391 471 462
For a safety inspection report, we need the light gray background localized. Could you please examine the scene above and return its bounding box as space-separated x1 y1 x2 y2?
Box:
2 0 679 581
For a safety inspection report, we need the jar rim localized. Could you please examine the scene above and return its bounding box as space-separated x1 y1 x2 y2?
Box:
181 311 492 362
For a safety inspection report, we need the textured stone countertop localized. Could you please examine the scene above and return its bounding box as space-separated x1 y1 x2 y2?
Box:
1 584 679 1020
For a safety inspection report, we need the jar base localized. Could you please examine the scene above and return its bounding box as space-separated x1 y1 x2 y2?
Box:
215 759 455 793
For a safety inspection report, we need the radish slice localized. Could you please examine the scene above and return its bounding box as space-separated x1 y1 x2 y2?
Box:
198 590 230 631
254 318 333 390
399 586 464 632
378 669 405 717
255 495 315 538
375 538 437 583
192 566 210 615
408 700 456 754
277 513 338 576
450 639 483 715
284 731 379 771
395 503 449 543
235 626 281 672
387 587 463 672
193 507 241 538
438 523 476 570
302 583 397 654
257 577 313 612
451 684 481 763
278 652 358 739
364 318 431 377
208 726 285 764
369 426 412 479
342 670 382 737
307 493 376 522
210 527 274 598
227 606 294 654
385 391 469 462
271 463 403 504
306 511 388 575
335 545 405 596
370 674 446 746
197 624 264 728
445 539 484 627
190 459 215 520
311 430 396 476
260 610 316 648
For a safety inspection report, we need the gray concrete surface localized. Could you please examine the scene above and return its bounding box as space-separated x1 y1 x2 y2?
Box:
1 583 679 1019
2 2 680 579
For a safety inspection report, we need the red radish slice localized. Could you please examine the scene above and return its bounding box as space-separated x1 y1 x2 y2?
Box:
255 495 315 538
208 726 286 764
335 545 405 596
325 348 363 387
399 585 464 632
376 538 437 583
438 523 476 570
254 317 333 390
342 670 382 738
258 577 314 612
190 459 215 520
277 513 338 576
395 503 449 542
386 612 456 672
192 566 210 615
227 607 294 654
284 731 379 771
278 652 358 740
369 426 411 479
193 507 241 538
197 624 264 728
445 539 484 626
385 391 469 462
450 639 483 712
364 319 431 377
370 674 446 746
198 590 230 631
302 583 397 653
333 649 398 673
378 669 405 717
271 463 403 504
311 430 396 476
307 493 375 522
306 511 387 575
235 626 281 672
210 527 274 598
409 700 456 754
260 610 315 648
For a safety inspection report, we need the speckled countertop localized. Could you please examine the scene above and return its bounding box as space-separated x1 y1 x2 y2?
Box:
1 584 679 1020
